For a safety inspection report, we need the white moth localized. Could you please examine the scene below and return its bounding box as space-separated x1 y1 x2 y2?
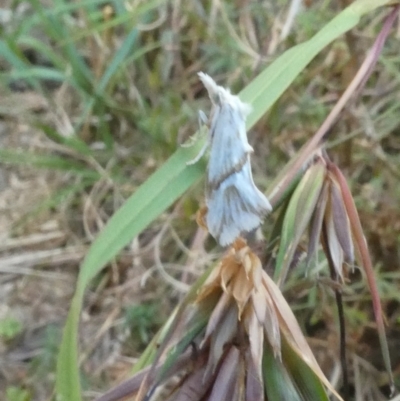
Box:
190 72 272 246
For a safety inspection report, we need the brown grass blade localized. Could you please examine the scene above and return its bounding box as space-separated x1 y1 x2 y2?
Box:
203 291 232 340
262 272 344 400
330 163 394 393
205 304 238 381
94 351 193 401
324 196 345 280
330 175 354 264
260 286 281 358
174 365 209 401
243 304 264 378
208 346 241 401
245 349 264 401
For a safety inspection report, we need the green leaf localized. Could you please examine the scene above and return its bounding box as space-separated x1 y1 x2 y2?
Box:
56 1 394 399
263 337 334 400
263 342 303 401
0 40 40 90
1 67 67 82
274 163 326 285
99 31 139 94
6 386 30 401
11 36 65 70
29 0 94 92
0 150 99 179
282 336 331 401
77 28 139 135
56 141 206 400
0 317 23 340
0 40 27 70
37 124 93 156
56 296 82 401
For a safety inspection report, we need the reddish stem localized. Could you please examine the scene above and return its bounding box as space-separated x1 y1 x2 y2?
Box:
330 163 395 394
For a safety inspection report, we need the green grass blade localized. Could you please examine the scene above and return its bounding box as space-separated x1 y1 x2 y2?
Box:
77 28 139 135
65 0 166 43
0 40 27 69
56 1 394 399
37 124 93 156
78 145 206 287
98 30 139 93
274 163 325 285
56 295 83 401
56 142 206 401
1 67 67 83
0 150 99 179
29 0 94 92
17 36 66 70
263 342 303 401
282 336 331 401
0 40 40 90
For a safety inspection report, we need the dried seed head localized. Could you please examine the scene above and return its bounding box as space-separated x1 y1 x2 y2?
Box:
275 156 355 285
194 239 342 400
111 239 342 401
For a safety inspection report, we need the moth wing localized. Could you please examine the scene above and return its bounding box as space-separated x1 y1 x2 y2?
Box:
206 161 272 246
207 102 253 187
198 71 253 186
237 161 272 213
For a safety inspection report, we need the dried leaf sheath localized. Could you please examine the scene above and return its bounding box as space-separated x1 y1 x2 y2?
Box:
329 162 394 392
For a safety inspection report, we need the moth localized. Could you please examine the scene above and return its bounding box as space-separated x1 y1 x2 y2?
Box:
189 72 272 246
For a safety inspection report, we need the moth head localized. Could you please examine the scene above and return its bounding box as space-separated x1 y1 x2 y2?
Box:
198 71 252 118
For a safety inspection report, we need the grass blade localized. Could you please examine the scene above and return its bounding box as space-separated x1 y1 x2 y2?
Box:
282 336 330 401
56 142 206 400
275 163 325 285
263 343 302 401
330 163 394 392
78 28 139 131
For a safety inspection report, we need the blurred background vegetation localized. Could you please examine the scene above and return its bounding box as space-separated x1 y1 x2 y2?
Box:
0 0 400 400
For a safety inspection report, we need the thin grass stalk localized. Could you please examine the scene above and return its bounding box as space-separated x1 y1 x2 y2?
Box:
321 227 349 398
330 163 395 393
